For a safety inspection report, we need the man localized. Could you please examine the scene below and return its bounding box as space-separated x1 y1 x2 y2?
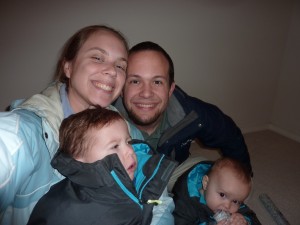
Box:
114 41 252 190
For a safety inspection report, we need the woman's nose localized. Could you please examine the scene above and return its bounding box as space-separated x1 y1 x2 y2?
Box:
104 63 117 78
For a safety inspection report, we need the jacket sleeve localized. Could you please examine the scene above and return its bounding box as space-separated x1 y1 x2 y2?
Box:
172 162 213 225
0 110 56 225
173 197 203 225
239 204 262 225
150 188 175 225
174 86 252 173
0 111 28 210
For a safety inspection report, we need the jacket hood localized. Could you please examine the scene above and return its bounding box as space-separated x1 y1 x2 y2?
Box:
187 161 212 198
51 150 133 189
15 82 64 138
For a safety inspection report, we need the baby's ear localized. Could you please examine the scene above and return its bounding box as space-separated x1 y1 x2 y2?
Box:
202 175 209 190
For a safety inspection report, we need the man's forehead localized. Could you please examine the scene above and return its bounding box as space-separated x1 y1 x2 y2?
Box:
127 73 168 80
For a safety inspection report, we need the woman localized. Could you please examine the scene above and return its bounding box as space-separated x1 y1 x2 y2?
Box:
0 25 174 225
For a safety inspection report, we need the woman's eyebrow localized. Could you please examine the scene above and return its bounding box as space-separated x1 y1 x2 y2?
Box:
88 47 107 55
88 47 127 62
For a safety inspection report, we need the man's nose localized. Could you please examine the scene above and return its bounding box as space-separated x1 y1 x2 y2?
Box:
139 83 154 98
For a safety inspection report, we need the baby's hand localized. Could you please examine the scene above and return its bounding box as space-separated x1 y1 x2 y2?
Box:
216 219 230 225
221 212 247 225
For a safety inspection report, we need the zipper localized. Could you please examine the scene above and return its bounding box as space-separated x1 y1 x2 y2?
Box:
158 110 199 147
135 175 146 195
137 155 165 199
111 171 143 209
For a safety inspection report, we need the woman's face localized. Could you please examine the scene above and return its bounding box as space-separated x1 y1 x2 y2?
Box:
64 30 128 112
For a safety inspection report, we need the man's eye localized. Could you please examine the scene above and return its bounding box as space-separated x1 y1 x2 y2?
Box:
129 80 139 84
154 80 162 85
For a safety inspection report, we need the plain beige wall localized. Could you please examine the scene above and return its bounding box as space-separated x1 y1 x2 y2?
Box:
271 0 300 142
0 0 299 141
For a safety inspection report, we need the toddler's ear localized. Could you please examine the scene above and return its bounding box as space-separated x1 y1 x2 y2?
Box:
202 175 209 190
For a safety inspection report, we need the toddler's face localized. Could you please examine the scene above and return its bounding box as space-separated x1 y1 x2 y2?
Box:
77 119 137 180
203 168 251 214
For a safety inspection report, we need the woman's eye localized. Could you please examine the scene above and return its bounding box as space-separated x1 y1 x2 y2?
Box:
116 64 126 71
115 59 127 71
92 56 104 62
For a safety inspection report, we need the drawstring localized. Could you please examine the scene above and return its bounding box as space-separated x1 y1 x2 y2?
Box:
147 199 162 205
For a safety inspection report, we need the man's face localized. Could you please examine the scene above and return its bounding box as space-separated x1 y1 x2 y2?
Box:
122 50 175 134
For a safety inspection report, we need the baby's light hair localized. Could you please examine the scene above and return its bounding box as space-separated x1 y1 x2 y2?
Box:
208 157 252 185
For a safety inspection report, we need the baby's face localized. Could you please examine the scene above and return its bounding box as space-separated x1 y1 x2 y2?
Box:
203 168 251 214
77 119 137 180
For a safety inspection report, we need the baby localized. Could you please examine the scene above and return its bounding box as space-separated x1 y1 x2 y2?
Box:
172 157 261 225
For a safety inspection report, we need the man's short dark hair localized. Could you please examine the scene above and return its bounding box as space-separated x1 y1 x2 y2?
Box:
129 41 174 86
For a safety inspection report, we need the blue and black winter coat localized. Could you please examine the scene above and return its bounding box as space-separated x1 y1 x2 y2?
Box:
27 141 177 225
172 161 261 225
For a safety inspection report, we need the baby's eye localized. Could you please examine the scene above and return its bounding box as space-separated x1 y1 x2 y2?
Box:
219 192 226 198
127 139 133 145
232 200 241 205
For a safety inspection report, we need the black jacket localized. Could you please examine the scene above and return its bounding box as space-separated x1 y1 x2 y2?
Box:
172 161 261 225
114 85 252 172
27 142 177 225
